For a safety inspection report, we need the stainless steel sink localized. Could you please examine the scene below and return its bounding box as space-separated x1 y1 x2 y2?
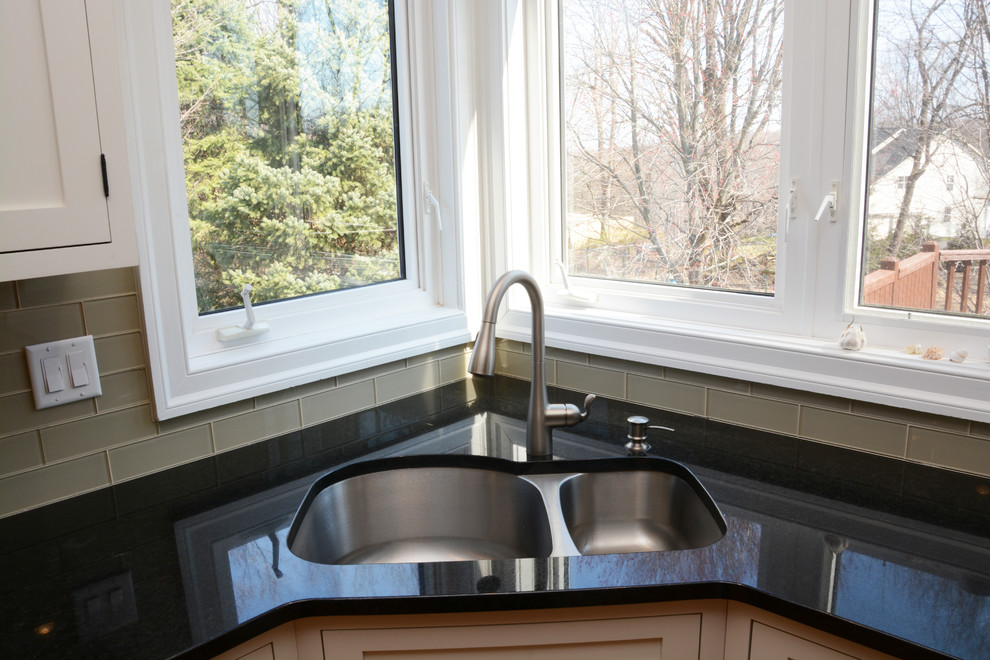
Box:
288 465 554 564
558 470 726 554
287 455 725 565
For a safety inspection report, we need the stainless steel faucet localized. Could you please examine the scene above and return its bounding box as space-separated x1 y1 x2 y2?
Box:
468 270 595 459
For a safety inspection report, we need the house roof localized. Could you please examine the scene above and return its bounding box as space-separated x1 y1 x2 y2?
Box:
868 125 989 182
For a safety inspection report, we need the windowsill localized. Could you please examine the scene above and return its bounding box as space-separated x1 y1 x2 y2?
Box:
496 306 990 424
148 305 471 419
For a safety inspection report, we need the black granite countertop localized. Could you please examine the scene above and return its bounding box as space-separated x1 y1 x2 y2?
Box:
2 377 989 659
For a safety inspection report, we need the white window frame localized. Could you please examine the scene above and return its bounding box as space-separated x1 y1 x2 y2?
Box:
115 0 470 419
491 0 990 423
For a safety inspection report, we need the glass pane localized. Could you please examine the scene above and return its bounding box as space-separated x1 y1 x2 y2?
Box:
561 0 784 295
862 0 990 317
172 0 402 314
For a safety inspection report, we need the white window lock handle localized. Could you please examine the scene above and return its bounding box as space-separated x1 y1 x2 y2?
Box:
814 181 839 223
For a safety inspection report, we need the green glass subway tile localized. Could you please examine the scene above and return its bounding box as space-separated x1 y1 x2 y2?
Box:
0 453 109 518
0 282 16 310
109 425 213 482
556 361 625 399
588 354 663 378
407 344 469 367
0 431 43 477
627 374 706 416
0 352 30 396
16 268 136 308
0 391 96 437
213 401 302 452
97 369 150 412
336 359 406 387
41 405 158 462
495 338 530 354
157 399 254 434
800 407 907 458
708 390 799 435
972 422 990 439
94 332 146 373
255 377 336 408
851 401 970 435
545 347 589 365
751 383 851 411
908 427 990 477
494 348 533 381
83 295 141 336
301 379 376 426
0 304 85 353
440 352 470 385
376 362 440 404
665 367 751 394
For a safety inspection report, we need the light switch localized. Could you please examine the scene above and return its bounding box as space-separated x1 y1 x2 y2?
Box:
41 356 65 393
25 336 102 410
67 351 90 387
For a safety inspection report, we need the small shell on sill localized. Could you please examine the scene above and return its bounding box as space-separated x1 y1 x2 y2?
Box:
922 346 944 360
905 343 924 355
949 349 968 363
838 324 867 351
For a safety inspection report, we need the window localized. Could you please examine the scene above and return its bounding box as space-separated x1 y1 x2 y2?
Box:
172 0 403 314
495 0 990 423
562 0 783 296
119 1 469 418
861 0 990 318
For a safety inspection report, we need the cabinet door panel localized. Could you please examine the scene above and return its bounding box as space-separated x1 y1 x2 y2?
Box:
748 621 859 660
0 0 110 253
370 638 663 660
319 614 701 660
725 603 897 660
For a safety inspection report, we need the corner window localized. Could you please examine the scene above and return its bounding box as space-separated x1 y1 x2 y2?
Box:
120 0 468 418
496 0 990 423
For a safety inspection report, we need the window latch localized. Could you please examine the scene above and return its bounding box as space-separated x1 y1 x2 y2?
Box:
424 183 442 231
814 181 840 223
553 260 598 305
216 285 270 342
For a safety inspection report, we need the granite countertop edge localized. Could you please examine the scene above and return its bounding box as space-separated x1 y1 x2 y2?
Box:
170 580 952 660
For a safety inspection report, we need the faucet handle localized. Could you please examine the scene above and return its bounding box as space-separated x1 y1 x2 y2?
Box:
578 393 596 422
546 393 596 429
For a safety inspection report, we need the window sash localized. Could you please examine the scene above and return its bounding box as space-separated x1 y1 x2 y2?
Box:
121 0 469 419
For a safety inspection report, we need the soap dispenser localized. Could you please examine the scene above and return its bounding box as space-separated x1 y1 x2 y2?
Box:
625 416 673 455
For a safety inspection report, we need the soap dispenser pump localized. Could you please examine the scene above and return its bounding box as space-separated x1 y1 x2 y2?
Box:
625 416 673 455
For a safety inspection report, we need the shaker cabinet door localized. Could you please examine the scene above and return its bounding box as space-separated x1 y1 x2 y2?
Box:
317 614 701 660
724 602 899 660
0 0 111 253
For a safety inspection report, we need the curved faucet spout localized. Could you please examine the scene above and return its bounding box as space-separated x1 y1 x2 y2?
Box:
468 270 594 459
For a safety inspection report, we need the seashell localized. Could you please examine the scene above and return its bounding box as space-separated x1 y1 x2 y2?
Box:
905 343 923 355
922 346 944 360
838 324 867 351
949 349 968 363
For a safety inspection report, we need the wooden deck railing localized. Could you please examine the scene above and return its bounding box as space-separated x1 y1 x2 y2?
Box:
862 241 990 315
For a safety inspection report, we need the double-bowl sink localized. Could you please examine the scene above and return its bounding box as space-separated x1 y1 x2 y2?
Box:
287 455 726 564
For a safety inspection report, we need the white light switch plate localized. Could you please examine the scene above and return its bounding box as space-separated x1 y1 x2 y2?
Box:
25 335 102 409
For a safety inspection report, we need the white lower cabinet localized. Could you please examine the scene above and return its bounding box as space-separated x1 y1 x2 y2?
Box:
302 602 724 660
210 600 901 660
723 602 899 660
211 622 298 660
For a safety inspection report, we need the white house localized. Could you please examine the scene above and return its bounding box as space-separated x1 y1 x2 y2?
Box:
867 129 990 240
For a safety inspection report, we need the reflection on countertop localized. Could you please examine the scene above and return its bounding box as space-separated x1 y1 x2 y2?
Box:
1 377 988 660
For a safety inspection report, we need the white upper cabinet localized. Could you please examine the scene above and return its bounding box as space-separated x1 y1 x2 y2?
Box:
0 0 136 281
